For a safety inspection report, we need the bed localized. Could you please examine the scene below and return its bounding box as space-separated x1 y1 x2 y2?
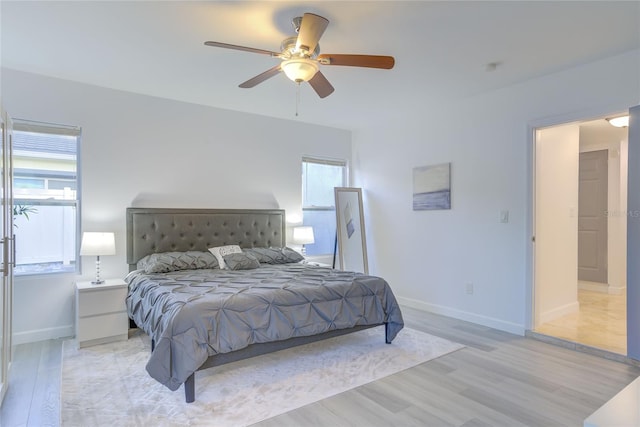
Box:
125 207 404 403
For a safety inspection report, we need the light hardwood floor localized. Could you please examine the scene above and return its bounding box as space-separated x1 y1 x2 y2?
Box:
534 289 626 355
2 307 640 427
1 339 62 427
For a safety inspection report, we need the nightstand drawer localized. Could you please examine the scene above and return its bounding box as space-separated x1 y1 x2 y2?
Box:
77 312 129 342
78 287 127 317
75 279 129 348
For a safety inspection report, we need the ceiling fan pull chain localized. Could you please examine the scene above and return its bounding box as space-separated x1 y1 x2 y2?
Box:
296 82 301 117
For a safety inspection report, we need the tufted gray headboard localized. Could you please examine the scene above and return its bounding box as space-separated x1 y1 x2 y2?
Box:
126 208 286 271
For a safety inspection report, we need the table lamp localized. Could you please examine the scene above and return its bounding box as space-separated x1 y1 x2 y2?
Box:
80 232 116 284
292 226 315 256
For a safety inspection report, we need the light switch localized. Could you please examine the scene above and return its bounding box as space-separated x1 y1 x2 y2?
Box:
500 210 509 223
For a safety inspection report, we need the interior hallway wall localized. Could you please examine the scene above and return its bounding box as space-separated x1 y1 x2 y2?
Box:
535 124 580 325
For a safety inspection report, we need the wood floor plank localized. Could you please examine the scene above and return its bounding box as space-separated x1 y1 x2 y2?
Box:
459 386 566 427
385 402 457 427
318 389 406 426
460 418 496 427
352 381 413 414
1 341 42 427
369 364 521 426
28 339 62 427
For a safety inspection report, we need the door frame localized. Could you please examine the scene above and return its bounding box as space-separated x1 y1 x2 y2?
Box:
526 105 631 336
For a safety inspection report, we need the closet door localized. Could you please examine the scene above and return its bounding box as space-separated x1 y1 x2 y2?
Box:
0 106 13 405
0 109 5 404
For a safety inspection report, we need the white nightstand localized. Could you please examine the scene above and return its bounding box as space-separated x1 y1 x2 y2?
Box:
75 279 129 348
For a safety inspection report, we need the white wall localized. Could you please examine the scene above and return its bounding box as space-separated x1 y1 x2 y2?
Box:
3 48 639 342
535 124 579 325
1 68 352 344
352 49 640 334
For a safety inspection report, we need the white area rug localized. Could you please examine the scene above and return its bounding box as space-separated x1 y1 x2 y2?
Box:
61 326 463 426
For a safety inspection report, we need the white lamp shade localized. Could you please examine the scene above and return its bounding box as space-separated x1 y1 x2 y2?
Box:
292 226 315 245
80 232 116 256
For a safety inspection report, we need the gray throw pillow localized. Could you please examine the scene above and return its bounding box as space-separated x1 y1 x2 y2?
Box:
244 247 304 264
137 251 219 273
282 247 305 263
223 252 261 270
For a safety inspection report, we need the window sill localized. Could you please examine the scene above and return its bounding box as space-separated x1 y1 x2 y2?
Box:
15 262 78 277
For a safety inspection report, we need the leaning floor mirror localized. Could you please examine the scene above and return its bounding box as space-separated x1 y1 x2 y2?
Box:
334 187 368 274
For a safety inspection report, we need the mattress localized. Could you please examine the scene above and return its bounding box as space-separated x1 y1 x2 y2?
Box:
125 263 404 391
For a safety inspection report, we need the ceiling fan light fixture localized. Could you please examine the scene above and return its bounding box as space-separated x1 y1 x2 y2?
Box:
606 115 629 128
281 58 319 83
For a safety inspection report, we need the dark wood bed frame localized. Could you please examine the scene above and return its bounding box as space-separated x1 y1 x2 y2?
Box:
126 207 390 403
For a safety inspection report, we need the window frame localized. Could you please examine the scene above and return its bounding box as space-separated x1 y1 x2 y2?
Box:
12 119 81 277
302 156 348 209
301 156 348 258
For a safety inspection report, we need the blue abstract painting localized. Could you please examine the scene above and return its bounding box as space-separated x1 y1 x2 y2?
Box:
413 163 451 210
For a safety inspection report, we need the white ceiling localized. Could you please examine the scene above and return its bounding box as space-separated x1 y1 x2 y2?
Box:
2 1 639 131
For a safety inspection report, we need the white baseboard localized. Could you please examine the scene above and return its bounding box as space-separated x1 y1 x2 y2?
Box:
607 285 626 295
539 301 579 325
578 281 610 293
578 280 626 295
12 325 74 345
397 296 525 336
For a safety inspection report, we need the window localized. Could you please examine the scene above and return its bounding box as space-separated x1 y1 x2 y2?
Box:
301 157 347 256
12 121 80 276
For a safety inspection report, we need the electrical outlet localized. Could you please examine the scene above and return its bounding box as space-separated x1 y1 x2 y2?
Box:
465 282 474 295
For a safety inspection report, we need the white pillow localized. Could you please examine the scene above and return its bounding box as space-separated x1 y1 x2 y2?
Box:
208 245 242 269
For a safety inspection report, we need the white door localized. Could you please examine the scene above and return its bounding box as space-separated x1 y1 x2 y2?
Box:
0 106 13 406
0 108 5 404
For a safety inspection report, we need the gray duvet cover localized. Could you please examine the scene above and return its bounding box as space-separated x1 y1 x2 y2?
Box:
125 263 404 391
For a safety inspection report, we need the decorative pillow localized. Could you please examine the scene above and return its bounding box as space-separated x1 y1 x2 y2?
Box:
282 247 305 263
244 247 287 264
244 247 304 264
137 251 219 273
208 244 242 269
223 252 260 271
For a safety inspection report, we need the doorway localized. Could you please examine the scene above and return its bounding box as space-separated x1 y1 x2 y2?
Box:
533 116 628 355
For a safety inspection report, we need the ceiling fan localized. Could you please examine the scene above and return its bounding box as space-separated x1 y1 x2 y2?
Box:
204 13 395 98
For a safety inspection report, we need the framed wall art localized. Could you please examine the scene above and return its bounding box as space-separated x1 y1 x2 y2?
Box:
413 162 451 210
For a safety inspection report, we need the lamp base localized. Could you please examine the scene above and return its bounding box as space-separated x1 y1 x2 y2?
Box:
91 256 104 285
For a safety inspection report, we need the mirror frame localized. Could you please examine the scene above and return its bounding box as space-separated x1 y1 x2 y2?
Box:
334 187 368 274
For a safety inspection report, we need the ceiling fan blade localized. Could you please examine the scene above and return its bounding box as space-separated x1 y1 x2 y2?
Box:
308 71 335 98
204 41 281 57
239 65 282 88
317 54 395 69
295 13 329 55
